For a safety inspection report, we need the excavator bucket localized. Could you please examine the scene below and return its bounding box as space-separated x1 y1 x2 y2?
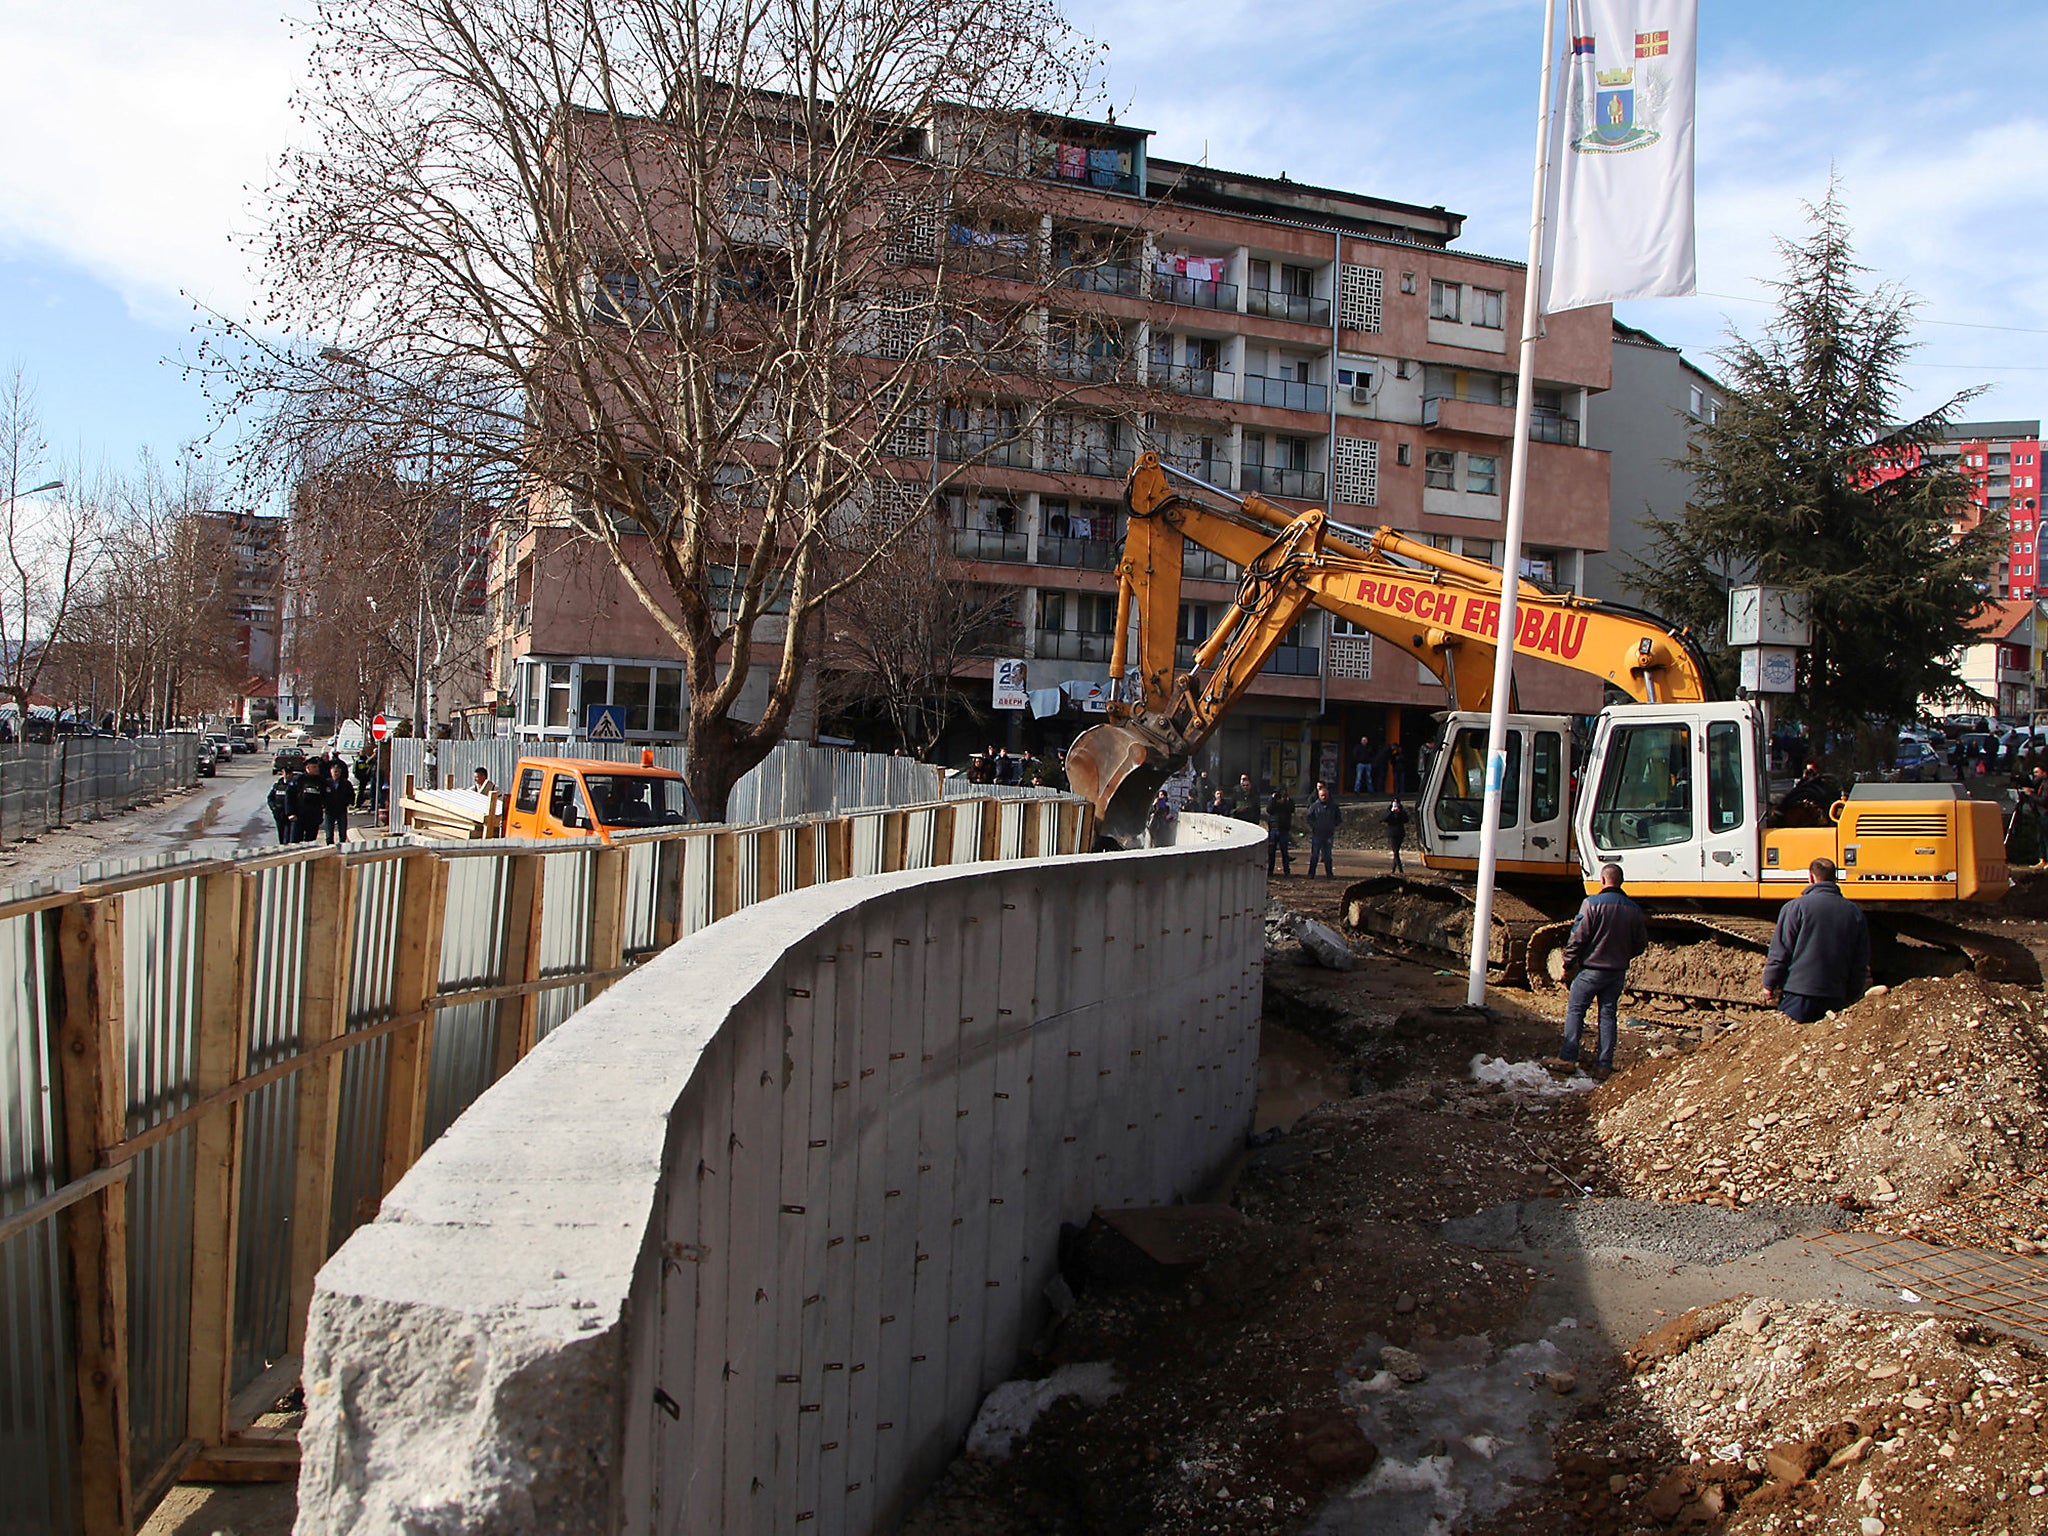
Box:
1066 722 1174 845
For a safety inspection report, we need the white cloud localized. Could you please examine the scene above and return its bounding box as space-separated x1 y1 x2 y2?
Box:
0 0 306 325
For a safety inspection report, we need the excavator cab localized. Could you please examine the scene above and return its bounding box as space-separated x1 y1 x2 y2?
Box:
1418 711 1575 874
1570 701 1766 895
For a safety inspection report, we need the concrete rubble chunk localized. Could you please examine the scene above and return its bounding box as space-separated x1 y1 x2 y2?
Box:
1295 916 1358 970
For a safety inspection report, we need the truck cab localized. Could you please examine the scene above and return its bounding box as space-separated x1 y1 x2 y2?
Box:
1419 711 1575 874
501 757 698 843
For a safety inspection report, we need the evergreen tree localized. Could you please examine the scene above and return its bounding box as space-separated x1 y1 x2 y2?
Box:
1630 185 1999 751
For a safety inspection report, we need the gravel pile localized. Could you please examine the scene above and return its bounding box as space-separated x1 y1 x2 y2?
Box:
1443 1197 1849 1268
1615 1296 2048 1532
1590 974 2048 1217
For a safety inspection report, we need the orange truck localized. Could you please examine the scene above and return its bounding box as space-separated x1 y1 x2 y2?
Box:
400 753 697 842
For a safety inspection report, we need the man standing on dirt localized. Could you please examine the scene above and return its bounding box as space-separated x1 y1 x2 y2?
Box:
1264 784 1296 877
1761 857 1870 1021
1553 862 1648 1080
1304 782 1343 878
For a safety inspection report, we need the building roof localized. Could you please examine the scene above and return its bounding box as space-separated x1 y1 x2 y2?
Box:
1144 157 1463 245
1945 421 2042 444
1611 319 1726 391
1970 598 2035 639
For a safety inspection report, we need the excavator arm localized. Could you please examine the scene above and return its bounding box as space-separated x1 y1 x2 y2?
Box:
1068 454 1714 839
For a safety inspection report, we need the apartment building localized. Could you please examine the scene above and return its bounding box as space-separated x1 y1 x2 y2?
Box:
1581 321 1725 608
188 510 285 720
484 109 1613 793
1932 421 2044 601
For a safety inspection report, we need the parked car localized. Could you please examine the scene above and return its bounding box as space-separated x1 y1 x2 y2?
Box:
197 742 218 778
206 732 233 759
273 745 308 774
1892 738 1939 781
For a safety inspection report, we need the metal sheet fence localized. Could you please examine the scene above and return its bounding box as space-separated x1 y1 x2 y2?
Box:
384 737 943 827
0 789 1093 1535
0 735 199 847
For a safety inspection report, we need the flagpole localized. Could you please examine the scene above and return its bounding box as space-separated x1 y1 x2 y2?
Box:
1466 0 1562 1008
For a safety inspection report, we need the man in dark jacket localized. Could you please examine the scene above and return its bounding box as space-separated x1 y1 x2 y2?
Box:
1264 785 1296 876
1382 796 1410 874
1554 863 1649 1078
1303 782 1343 877
292 763 328 843
1761 858 1870 1021
267 766 295 845
322 760 356 845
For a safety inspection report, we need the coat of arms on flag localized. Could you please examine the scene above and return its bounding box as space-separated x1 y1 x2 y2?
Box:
1564 28 1673 154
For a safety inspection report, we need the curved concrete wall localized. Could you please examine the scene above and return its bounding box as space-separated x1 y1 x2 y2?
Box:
295 815 1266 1535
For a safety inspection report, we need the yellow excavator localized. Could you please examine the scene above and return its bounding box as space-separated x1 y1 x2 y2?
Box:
1068 454 2026 1001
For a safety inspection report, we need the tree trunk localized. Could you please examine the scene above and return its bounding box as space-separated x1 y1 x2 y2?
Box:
683 713 775 824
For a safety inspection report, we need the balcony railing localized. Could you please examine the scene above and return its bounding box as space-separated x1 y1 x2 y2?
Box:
1182 546 1233 582
1245 289 1332 326
951 527 1029 563
1038 534 1116 571
1057 262 1143 299
1241 464 1325 500
1261 645 1322 676
1151 273 1238 311
1151 363 1221 399
1529 412 1582 446
1035 629 1114 662
1158 451 1227 487
945 237 1035 281
1050 349 1128 384
938 429 1034 468
1242 374 1328 414
1044 446 1137 481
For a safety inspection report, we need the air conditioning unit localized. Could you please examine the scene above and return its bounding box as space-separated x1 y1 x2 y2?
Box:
1349 383 1375 405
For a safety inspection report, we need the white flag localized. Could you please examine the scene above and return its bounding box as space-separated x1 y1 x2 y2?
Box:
1539 0 1697 315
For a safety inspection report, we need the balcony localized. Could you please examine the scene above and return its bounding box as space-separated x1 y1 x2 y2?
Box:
1035 629 1114 662
1050 349 1129 385
938 429 1035 469
1245 289 1332 326
945 235 1036 282
1044 446 1137 481
1182 545 1233 582
1151 273 1238 312
1241 464 1325 500
1261 645 1321 676
1152 363 1222 399
1423 396 1515 438
1529 412 1581 446
1242 374 1328 414
951 527 1029 563
1159 451 1227 487
1058 262 1143 299
1039 534 1116 571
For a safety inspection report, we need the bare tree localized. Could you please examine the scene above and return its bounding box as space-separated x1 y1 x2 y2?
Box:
0 370 102 723
210 0 1114 816
819 523 1017 757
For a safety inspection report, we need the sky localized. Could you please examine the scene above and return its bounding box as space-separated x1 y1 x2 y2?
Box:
2 0 2045 488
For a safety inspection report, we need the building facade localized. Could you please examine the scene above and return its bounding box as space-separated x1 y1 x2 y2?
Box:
1930 421 2044 601
483 111 1614 793
1580 321 1725 609
189 510 285 722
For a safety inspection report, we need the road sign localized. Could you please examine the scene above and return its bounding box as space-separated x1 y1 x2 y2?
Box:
992 660 1029 710
586 704 627 741
370 714 391 742
1738 646 1799 694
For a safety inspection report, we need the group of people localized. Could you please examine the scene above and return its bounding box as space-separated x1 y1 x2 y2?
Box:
266 756 363 846
1148 772 1412 879
1551 856 1869 1080
2006 766 2048 866
963 746 1058 789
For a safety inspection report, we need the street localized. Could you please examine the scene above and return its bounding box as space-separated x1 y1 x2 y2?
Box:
0 753 340 891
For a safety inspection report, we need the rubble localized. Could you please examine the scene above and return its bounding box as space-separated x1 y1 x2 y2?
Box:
1590 974 2048 1221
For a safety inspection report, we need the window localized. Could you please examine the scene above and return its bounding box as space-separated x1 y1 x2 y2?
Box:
585 773 689 828
547 664 572 729
1688 385 1706 417
548 771 589 830
514 766 545 815
1178 603 1212 643
1281 263 1314 298
1397 443 1412 466
1472 288 1505 329
1401 272 1416 295
1425 450 1456 490
1532 732 1564 823
654 668 683 735
1039 590 1066 632
1436 728 1520 831
1429 280 1462 322
1706 721 1744 833
1467 454 1499 496
1590 723 1694 850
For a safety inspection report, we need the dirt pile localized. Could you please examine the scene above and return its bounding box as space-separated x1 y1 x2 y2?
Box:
1520 1296 2048 1534
1590 974 2048 1219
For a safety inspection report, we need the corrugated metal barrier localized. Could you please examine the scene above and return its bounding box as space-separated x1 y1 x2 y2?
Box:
0 790 1094 1535
0 734 200 848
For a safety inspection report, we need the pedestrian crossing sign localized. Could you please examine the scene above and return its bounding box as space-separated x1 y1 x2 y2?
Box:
586 705 626 741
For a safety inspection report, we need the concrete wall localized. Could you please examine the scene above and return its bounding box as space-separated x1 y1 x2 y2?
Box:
295 814 1267 1536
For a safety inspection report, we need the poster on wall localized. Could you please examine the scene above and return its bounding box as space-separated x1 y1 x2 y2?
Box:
993 659 1030 710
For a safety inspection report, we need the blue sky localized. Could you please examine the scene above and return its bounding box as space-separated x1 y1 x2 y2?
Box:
3 0 2045 484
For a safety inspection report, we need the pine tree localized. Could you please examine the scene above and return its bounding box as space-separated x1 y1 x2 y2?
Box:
1630 185 1999 753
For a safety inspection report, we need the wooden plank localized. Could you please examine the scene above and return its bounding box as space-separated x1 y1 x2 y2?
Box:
492 853 544 1079
711 832 741 922
930 805 957 867
225 1352 302 1435
881 811 908 873
754 828 781 902
56 898 133 1536
186 868 249 1446
652 838 683 949
1020 802 1042 859
378 856 449 1198
288 860 355 1354
181 1439 301 1483
979 800 1003 863
791 822 819 890
587 847 628 1002
827 819 854 884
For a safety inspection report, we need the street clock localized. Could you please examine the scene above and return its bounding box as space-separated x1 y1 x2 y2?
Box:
1727 585 1811 648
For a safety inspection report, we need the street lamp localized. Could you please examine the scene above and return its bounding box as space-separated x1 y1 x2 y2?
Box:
21 480 62 498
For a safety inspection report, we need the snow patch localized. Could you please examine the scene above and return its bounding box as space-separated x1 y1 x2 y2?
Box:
964 1362 1122 1460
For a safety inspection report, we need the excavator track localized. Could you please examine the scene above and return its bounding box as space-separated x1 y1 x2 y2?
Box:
1341 875 1573 987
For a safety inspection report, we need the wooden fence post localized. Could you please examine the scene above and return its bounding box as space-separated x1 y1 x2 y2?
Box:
711 832 742 921
378 854 449 1198
979 798 1004 862
826 818 854 883
56 898 132 1536
492 853 545 1080
931 803 958 866
881 811 908 872
287 856 356 1353
185 868 248 1449
587 847 627 1002
754 828 781 902
792 823 820 889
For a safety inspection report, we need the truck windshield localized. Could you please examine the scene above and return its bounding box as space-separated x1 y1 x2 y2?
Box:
584 773 689 827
